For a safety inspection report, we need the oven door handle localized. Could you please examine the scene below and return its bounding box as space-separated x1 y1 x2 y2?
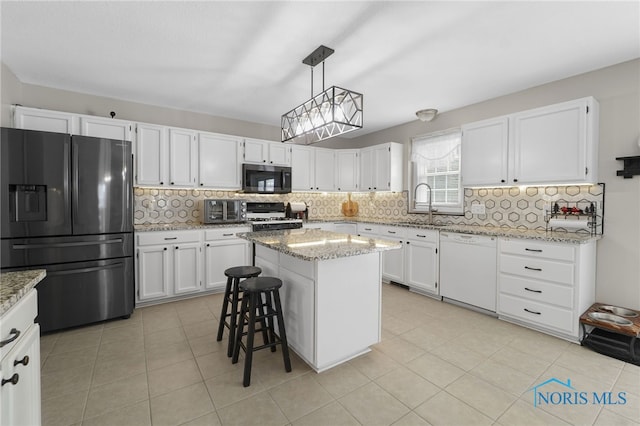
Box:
12 239 124 249
46 262 125 276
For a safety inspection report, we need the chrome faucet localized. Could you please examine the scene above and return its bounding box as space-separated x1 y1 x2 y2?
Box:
413 182 434 224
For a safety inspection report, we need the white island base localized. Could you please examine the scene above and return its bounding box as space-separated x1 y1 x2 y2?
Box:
254 245 382 372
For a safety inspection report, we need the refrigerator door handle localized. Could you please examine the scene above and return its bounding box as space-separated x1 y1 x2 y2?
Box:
46 262 124 276
12 239 124 249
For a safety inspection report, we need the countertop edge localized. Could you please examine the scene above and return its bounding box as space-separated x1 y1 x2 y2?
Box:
0 269 46 316
238 230 402 261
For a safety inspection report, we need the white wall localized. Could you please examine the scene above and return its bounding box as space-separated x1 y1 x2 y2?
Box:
348 59 640 310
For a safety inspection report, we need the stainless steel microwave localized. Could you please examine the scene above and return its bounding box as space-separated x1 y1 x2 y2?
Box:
200 199 246 224
242 164 292 194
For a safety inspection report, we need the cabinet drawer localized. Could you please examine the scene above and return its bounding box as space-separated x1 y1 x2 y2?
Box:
499 293 574 334
357 223 379 235
204 227 250 241
1 289 37 359
406 228 438 243
137 231 201 246
499 275 573 308
500 254 574 285
500 239 575 262
379 226 407 239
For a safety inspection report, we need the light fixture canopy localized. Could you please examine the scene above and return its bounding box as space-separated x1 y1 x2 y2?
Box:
416 108 438 122
281 45 363 144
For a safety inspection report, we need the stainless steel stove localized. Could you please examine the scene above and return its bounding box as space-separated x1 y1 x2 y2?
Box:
246 202 303 231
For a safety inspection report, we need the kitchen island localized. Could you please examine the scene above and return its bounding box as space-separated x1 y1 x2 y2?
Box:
237 228 401 372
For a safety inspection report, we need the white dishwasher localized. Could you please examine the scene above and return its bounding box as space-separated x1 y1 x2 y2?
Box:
440 232 497 312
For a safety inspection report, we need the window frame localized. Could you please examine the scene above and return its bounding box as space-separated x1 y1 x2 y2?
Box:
408 128 464 216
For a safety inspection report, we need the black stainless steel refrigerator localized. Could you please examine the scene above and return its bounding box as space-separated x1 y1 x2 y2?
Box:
1 127 134 332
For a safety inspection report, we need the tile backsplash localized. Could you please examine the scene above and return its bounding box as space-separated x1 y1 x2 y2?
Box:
134 184 604 232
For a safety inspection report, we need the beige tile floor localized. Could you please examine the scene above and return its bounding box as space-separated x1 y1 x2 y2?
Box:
39 283 640 426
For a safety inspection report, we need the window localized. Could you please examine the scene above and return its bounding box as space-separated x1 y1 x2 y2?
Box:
409 129 463 215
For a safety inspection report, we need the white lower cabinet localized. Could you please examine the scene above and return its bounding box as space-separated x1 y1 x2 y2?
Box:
497 238 596 341
137 231 202 301
137 245 171 300
136 227 250 304
203 228 251 291
405 229 439 295
360 224 439 295
1 289 41 426
173 243 202 295
380 226 406 283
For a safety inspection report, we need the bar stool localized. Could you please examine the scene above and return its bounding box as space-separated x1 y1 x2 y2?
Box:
216 266 262 357
232 276 292 387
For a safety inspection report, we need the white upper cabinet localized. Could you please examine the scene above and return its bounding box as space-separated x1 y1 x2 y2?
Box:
198 132 241 189
13 106 132 140
291 144 316 191
461 117 510 186
268 142 291 166
136 123 167 186
79 115 133 141
168 128 197 187
336 150 359 191
13 106 78 134
314 148 335 191
461 97 599 187
360 142 403 192
243 138 291 166
511 97 598 185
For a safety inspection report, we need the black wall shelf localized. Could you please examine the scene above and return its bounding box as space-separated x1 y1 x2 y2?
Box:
616 156 640 178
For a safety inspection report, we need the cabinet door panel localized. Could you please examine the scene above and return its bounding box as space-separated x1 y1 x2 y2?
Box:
291 145 315 191
168 129 196 186
199 134 241 189
336 150 359 191
173 243 201 294
512 101 586 184
314 149 335 191
79 116 132 141
243 139 267 163
406 241 438 294
269 143 290 166
461 117 509 186
13 107 77 134
382 239 404 283
204 240 250 290
373 146 390 190
138 246 170 300
359 148 374 191
136 123 166 185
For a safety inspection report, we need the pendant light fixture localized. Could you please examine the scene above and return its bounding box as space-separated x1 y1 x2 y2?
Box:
281 45 363 144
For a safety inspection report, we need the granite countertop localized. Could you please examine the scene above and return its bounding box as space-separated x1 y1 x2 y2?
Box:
306 218 600 244
135 218 600 244
237 228 402 261
0 269 46 315
135 222 251 232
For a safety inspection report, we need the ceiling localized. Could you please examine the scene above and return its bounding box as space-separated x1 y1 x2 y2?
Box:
2 1 639 138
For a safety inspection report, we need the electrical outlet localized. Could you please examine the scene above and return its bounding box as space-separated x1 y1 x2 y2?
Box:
471 203 486 215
